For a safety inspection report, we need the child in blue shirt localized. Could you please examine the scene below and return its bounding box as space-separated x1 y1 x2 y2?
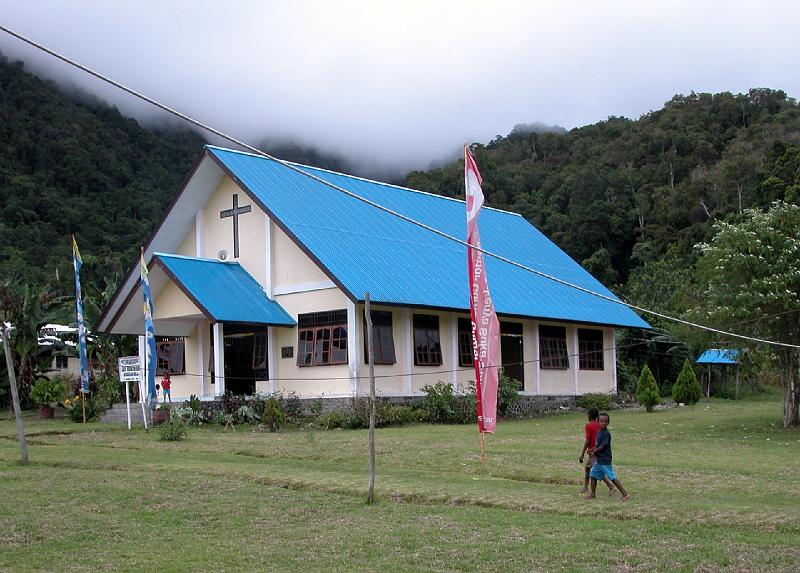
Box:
587 412 630 501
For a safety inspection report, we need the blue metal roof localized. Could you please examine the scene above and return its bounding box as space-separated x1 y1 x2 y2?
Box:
154 253 295 326
697 349 740 364
207 146 650 329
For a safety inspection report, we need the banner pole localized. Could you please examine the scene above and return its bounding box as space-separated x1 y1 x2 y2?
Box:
82 391 86 423
479 430 485 462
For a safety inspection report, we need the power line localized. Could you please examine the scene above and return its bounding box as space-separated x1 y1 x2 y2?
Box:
1 24 797 350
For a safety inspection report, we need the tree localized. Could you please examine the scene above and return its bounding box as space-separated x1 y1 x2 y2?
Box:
0 281 68 405
696 202 800 427
672 359 702 404
636 364 661 412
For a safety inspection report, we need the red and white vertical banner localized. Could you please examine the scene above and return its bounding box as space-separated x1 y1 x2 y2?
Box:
465 145 501 434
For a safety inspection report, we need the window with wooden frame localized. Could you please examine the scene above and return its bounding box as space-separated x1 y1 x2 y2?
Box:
457 317 474 367
252 331 267 370
538 325 569 369
156 338 186 375
578 328 604 370
413 314 442 366
55 355 68 369
363 311 396 364
297 310 348 367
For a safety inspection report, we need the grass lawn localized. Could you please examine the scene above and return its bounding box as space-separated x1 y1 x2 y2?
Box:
1 398 799 572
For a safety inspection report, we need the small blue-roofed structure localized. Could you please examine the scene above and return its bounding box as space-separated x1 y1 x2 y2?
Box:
697 349 744 399
98 145 651 403
697 349 740 365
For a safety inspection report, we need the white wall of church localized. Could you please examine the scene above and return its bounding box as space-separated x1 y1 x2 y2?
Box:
272 226 330 288
153 281 203 320
202 176 267 283
177 223 196 257
576 327 615 394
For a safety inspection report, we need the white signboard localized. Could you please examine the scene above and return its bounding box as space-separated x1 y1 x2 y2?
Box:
118 356 141 383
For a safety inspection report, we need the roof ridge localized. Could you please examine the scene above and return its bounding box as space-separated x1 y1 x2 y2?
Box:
204 145 524 218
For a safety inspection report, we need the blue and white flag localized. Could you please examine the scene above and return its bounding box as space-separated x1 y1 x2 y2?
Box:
140 252 157 401
72 236 90 394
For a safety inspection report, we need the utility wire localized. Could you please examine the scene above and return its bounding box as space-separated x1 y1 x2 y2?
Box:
2 24 797 350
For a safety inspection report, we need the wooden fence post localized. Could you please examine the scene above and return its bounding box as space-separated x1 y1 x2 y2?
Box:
365 292 376 504
2 323 28 464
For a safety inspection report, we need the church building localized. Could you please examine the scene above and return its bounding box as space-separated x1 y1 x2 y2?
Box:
97 146 649 401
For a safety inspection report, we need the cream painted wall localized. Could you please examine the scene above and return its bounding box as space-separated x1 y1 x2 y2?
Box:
272 288 352 396
272 225 329 287
202 176 266 284
153 281 203 320
538 321 577 395
576 327 615 393
177 224 196 257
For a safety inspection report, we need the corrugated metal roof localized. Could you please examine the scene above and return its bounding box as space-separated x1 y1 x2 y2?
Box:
207 146 650 329
697 349 740 364
154 253 295 326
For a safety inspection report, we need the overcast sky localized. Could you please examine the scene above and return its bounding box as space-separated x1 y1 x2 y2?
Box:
1 1 798 174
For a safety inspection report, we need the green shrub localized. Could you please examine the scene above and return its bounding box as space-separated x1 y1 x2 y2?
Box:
248 394 267 419
672 359 702 404
280 391 304 421
158 418 187 441
636 364 660 412
313 400 423 430
96 375 121 408
315 410 349 430
66 394 99 422
576 392 613 411
420 381 476 424
30 376 66 408
262 397 284 431
497 372 522 417
235 404 259 424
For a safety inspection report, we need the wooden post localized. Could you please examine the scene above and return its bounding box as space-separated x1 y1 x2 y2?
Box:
365 293 376 504
1 323 28 464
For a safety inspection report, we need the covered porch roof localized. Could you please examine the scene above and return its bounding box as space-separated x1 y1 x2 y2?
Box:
104 253 296 336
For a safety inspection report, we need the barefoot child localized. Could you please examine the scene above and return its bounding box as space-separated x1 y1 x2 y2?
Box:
588 412 630 501
579 407 616 495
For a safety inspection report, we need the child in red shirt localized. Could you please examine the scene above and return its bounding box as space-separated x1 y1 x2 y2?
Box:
578 407 615 495
161 374 172 403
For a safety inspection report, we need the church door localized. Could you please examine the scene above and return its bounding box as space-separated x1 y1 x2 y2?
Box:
223 325 268 395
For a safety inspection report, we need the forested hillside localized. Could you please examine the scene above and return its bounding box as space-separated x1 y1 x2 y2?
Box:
2 48 799 319
406 89 800 307
0 54 208 286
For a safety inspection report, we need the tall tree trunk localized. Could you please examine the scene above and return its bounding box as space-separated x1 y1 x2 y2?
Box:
781 350 799 428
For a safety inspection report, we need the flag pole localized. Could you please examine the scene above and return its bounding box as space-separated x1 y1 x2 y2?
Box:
82 392 86 423
140 247 149 431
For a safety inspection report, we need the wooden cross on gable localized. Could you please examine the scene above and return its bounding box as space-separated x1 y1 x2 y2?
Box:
220 193 251 258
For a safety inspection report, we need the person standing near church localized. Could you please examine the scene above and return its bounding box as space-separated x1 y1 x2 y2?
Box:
161 373 172 402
